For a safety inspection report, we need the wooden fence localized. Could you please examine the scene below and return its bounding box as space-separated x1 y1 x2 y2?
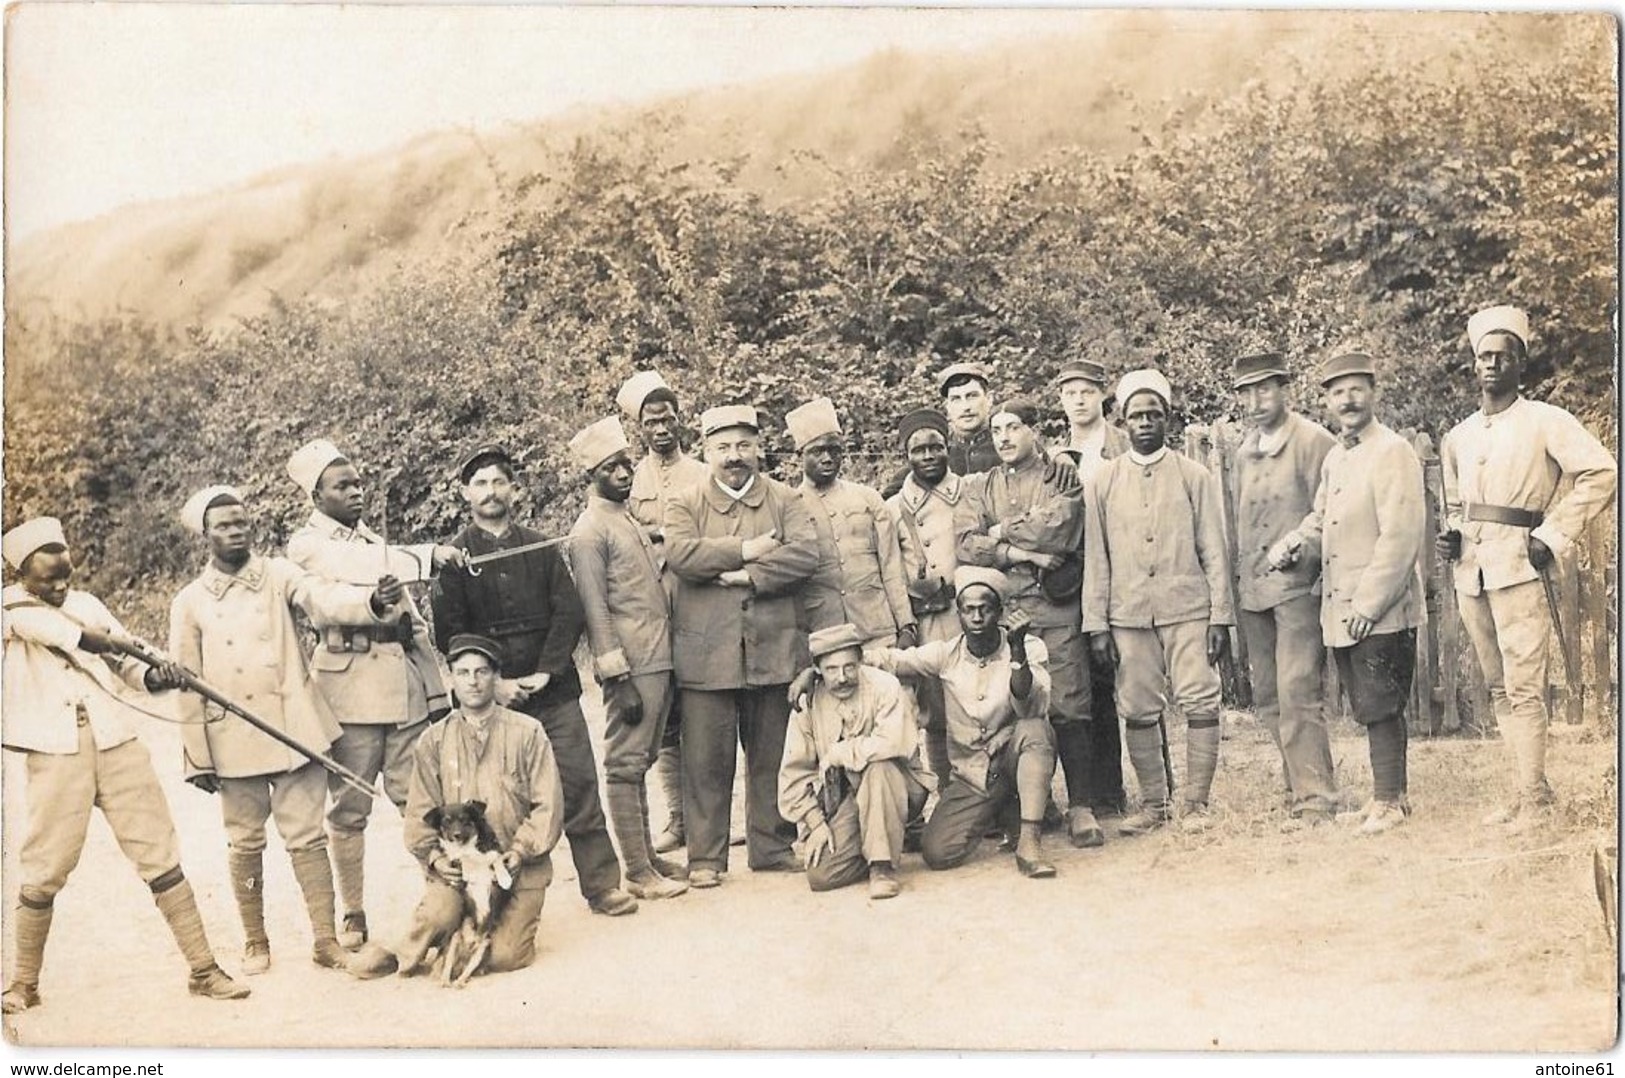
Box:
1184 420 1617 736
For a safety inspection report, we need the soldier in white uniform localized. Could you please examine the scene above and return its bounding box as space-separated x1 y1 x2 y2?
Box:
284 438 460 948
1438 306 1616 827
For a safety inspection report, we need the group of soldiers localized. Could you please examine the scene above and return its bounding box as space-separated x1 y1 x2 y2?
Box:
2 303 1615 1008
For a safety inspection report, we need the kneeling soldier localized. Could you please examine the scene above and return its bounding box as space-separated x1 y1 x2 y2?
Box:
779 623 932 900
2 517 250 1013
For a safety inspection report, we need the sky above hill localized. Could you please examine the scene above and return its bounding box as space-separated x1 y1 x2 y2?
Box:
4 3 1109 241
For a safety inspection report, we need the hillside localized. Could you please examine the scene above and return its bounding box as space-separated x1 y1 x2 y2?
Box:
6 10 1591 331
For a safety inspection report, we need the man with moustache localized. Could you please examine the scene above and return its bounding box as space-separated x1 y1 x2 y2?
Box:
1228 355 1340 829
1437 306 1616 829
955 398 1101 847
618 370 710 855
431 446 637 917
778 623 932 900
1269 353 1426 835
663 404 820 889
283 438 460 948
2 517 251 1012
1083 371 1234 835
881 361 1002 498
170 485 398 973
566 416 688 900
787 395 916 648
1051 359 1132 824
887 408 963 792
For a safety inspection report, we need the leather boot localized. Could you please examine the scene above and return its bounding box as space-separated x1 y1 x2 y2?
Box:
328 829 368 948
228 850 271 974
2 897 52 1014
288 847 345 970
1014 821 1056 879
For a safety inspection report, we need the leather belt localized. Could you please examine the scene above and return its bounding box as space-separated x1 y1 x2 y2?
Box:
1465 503 1544 528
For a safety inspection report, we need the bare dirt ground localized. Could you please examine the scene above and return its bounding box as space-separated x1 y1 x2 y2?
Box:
3 692 1617 1053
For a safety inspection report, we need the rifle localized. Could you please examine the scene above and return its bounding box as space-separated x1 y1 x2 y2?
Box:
111 634 379 799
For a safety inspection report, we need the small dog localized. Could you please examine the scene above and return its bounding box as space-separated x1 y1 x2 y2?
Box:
424 800 513 988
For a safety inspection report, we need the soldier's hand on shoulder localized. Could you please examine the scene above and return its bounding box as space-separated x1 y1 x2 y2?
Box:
787 665 818 709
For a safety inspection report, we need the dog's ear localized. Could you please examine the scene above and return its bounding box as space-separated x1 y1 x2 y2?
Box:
424 806 444 830
468 799 486 817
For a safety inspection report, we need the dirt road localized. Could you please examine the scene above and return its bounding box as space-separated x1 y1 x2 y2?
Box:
3 699 1616 1052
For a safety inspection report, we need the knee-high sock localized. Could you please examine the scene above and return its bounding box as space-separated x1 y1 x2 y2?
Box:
228 850 268 947
1184 717 1221 806
328 830 366 919
605 780 653 879
1367 719 1408 803
288 847 339 946
153 876 218 975
7 897 53 991
1124 721 1170 808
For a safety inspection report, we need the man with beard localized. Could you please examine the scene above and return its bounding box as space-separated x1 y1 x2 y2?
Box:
778 623 932 899
1228 356 1340 829
2 517 251 1013
1051 359 1132 825
664 404 820 889
787 395 915 648
566 416 689 900
886 408 963 792
1269 353 1426 835
284 438 459 948
432 446 637 917
170 486 396 974
955 398 1101 847
1437 307 1615 829
1083 371 1233 836
618 369 710 856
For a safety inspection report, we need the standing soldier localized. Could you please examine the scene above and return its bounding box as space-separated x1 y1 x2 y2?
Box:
777 623 932 900
618 369 710 857
886 408 962 793
2 518 251 1013
1051 359 1132 825
865 568 1059 878
1438 306 1616 828
955 399 1101 847
1229 354 1340 828
284 438 459 949
432 446 637 917
566 416 689 900
787 396 916 647
1270 353 1426 835
880 361 1001 499
170 486 397 973
1083 370 1234 835
664 404 821 889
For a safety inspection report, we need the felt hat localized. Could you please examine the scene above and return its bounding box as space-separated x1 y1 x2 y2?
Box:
1467 305 1531 353
457 445 514 484
616 370 673 418
936 361 992 395
808 622 867 661
898 408 950 447
1317 352 1377 388
1115 369 1173 412
1053 360 1110 389
785 397 842 451
699 404 760 438
446 633 503 667
1232 352 1290 390
953 565 1010 604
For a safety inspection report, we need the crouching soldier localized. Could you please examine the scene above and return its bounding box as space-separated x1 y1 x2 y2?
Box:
2 518 250 1013
779 623 932 900
867 568 1059 879
348 635 564 979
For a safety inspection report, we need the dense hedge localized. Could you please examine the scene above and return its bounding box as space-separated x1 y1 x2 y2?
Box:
4 17 1615 636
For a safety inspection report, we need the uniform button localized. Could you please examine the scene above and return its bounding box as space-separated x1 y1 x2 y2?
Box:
1329 519 1338 526
1148 567 1157 577
1477 457 1487 465
1145 535 1154 543
923 539 932 546
977 693 986 701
